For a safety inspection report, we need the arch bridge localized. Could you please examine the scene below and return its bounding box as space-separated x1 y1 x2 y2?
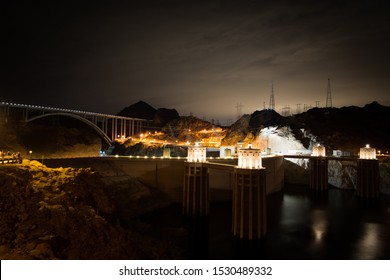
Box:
0 102 152 146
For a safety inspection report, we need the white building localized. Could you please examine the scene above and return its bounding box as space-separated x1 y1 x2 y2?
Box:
237 144 263 169
187 143 207 162
312 144 326 157
220 146 236 158
359 144 376 160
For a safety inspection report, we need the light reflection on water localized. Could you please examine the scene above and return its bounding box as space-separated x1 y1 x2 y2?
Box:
357 223 382 259
311 209 328 243
140 185 390 259
280 194 311 226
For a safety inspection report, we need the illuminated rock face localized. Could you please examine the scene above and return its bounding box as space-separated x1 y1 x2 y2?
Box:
312 144 326 157
237 146 262 169
187 144 206 163
359 145 376 160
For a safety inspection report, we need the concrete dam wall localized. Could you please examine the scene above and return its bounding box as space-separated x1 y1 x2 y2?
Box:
43 156 285 202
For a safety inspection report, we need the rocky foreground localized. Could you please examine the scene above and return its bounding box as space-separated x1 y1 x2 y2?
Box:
0 160 186 259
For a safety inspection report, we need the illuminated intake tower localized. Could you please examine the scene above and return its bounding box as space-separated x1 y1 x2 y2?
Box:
309 144 328 191
357 145 379 198
232 144 267 239
182 143 209 217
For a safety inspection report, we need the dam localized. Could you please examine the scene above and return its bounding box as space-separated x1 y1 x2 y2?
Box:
42 155 284 202
23 155 390 259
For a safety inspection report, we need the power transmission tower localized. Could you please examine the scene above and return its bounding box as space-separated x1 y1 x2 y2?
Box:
282 105 290 116
296 104 301 114
326 78 332 108
227 118 232 126
269 81 275 110
315 101 320 108
235 103 243 120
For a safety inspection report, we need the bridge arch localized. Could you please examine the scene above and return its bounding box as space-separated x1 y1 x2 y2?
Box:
27 112 112 146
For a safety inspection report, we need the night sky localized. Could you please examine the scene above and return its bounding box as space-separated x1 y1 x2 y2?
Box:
1 0 389 122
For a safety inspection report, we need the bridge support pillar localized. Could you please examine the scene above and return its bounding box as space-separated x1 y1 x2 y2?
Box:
357 159 380 198
232 168 267 240
182 162 209 217
309 157 328 191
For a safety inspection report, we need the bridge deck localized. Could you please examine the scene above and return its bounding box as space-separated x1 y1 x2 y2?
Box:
1 101 149 121
1 101 153 144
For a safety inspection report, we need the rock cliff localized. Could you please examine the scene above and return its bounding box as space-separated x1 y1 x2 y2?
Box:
0 160 185 259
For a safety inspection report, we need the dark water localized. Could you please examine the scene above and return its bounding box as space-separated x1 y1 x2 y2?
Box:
141 185 390 260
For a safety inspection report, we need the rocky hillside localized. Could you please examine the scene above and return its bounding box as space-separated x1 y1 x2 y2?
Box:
221 115 251 146
222 101 390 153
112 101 390 156
117 101 180 127
109 115 222 156
222 110 310 148
161 116 218 142
294 102 390 151
0 160 186 259
0 120 26 154
0 117 102 158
